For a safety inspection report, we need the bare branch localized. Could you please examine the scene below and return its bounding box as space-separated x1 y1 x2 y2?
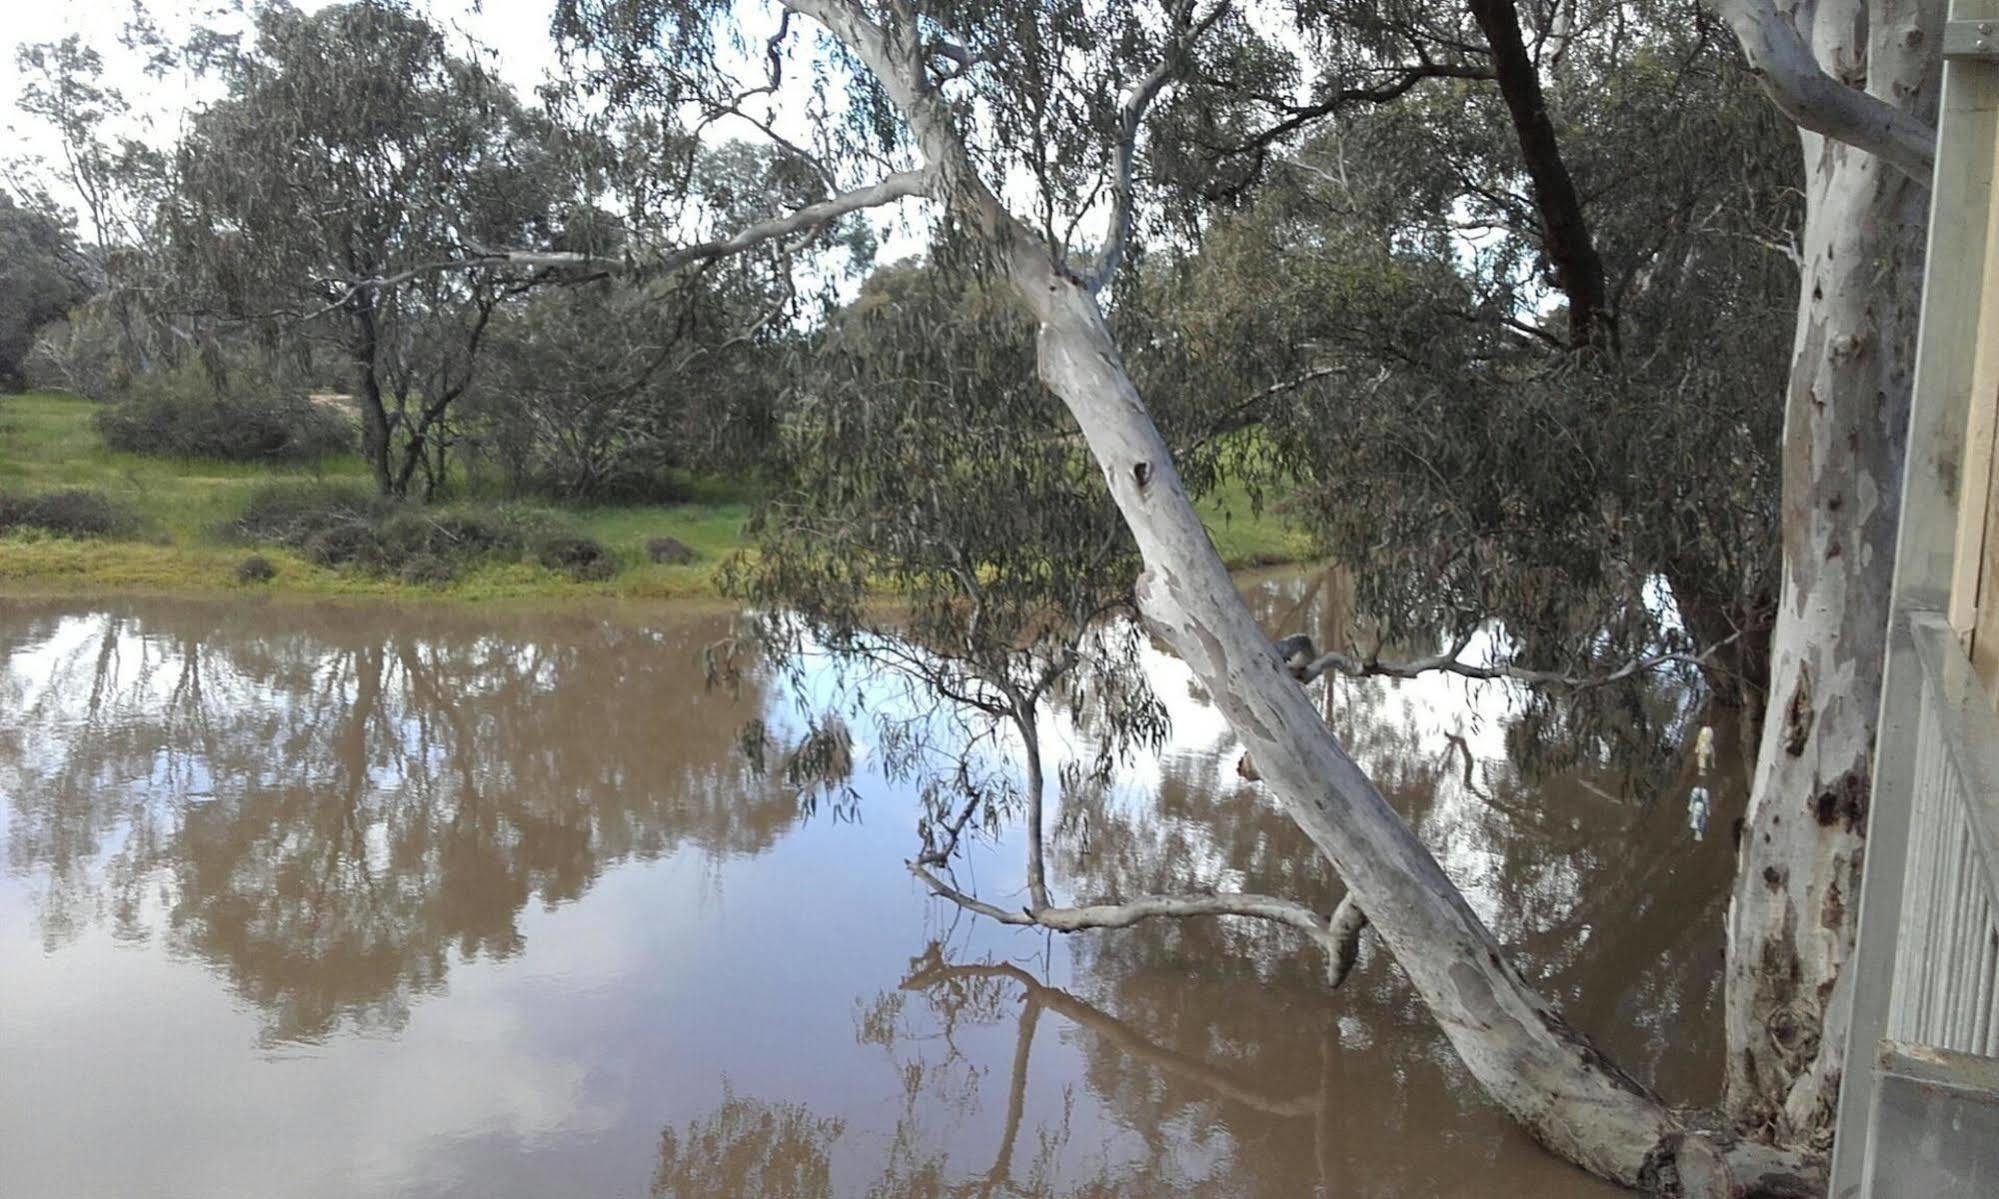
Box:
307 168 934 321
1711 0 1935 183
1089 0 1231 292
907 860 1355 967
1283 628 1744 689
1202 62 1497 165
1182 363 1351 450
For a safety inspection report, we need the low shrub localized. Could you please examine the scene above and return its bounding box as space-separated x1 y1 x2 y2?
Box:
95 362 352 463
396 553 457 587
301 521 380 568
235 554 277 584
535 532 616 581
646 536 697 565
226 484 615 584
0 488 140 538
231 482 386 546
374 509 522 565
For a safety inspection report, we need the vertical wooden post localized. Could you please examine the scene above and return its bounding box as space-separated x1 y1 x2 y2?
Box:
1948 114 1999 695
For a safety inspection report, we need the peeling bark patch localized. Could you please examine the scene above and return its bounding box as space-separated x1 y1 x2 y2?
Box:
1743 901 1823 1113
1194 625 1227 676
1763 865 1786 889
1821 870 1845 932
1782 666 1814 756
1131 461 1150 492
1809 767 1868 831
1636 1134 1685 1195
1447 960 1502 1032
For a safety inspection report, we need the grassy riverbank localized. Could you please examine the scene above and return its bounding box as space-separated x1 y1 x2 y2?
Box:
0 392 1312 602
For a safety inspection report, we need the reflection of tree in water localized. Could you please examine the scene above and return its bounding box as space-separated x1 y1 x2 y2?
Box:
0 600 792 1044
652 1088 844 1199
1051 568 1740 1111
630 565 1726 1197
654 942 1600 1199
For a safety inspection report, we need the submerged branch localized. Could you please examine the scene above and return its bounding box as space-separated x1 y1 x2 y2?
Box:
908 861 1370 987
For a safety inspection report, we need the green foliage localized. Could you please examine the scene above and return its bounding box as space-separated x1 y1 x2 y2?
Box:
724 256 1166 849
0 190 86 392
729 257 1136 659
0 487 139 538
94 360 353 463
460 277 771 502
158 0 576 497
1128 14 1793 732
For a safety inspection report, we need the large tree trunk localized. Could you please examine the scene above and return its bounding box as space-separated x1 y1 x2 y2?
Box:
1467 0 1610 349
1723 17 1936 1143
1013 255 1805 1193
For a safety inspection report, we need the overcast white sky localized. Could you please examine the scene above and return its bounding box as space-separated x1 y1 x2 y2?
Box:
3 1 560 182
1 0 940 271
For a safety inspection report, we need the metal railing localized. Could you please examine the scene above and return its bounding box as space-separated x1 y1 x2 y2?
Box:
1836 611 1999 1198
1885 613 1999 1056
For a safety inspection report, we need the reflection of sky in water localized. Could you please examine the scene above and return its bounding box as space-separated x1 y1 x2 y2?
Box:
0 594 1708 1199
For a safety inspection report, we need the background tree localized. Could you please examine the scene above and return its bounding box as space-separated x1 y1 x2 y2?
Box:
1129 5 1796 757
724 256 1169 918
0 189 87 392
157 0 578 498
463 172 805 500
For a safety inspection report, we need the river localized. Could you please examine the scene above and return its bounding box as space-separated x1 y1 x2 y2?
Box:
0 575 1741 1198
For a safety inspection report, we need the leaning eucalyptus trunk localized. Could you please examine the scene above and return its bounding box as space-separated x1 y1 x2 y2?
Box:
1724 57 1934 1145
1003 248 1801 1193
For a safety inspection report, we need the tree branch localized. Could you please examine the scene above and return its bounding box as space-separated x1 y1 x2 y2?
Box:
1467 0 1610 348
1282 628 1743 690
908 859 1367 985
1089 0 1230 292
1203 62 1497 163
1711 0 1935 183
309 168 934 320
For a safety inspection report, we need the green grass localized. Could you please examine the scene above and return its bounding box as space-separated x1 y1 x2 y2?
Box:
0 391 1312 603
1195 474 1316 569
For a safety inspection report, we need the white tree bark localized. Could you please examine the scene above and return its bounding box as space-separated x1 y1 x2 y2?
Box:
770 1 1838 1189
1023 270 1735 1188
1722 0 1939 1146
1712 0 1938 181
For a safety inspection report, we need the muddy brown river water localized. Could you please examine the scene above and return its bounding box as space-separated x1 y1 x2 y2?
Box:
0 577 1741 1198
